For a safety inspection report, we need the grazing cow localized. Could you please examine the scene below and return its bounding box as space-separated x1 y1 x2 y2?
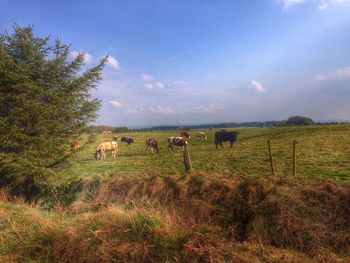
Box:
180 131 191 138
214 131 239 149
95 141 118 159
112 136 118 142
121 136 134 146
195 132 207 140
145 138 160 154
70 141 80 150
167 137 188 151
102 130 112 135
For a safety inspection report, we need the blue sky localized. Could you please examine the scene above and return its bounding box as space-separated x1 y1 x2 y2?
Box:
1 0 350 127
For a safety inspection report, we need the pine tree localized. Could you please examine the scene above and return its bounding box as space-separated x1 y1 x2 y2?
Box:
0 24 106 188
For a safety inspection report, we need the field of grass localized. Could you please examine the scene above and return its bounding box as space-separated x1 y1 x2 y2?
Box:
1 124 350 262
61 124 350 183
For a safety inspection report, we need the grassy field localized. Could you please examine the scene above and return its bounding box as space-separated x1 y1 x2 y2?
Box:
61 124 350 183
1 124 350 262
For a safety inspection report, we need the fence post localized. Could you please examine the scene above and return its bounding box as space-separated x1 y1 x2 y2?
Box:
183 145 192 172
267 140 275 176
293 140 298 177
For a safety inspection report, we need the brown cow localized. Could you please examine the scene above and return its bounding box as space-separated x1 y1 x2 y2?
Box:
70 141 80 150
180 131 191 138
146 138 160 154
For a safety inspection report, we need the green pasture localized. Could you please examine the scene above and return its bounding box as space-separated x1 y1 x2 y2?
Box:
60 124 350 183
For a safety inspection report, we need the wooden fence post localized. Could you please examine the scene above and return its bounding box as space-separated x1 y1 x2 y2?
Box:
293 140 298 177
267 140 275 176
183 145 192 172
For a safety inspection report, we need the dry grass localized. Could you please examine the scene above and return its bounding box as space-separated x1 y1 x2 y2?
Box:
84 173 350 257
0 199 316 263
2 173 348 262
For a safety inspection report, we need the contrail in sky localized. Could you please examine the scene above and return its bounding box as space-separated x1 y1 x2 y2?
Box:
112 46 204 76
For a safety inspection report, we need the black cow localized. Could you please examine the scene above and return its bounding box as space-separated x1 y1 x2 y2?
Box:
214 131 239 149
121 136 134 146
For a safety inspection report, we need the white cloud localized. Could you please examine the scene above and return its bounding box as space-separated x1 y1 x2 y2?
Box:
316 74 326 81
107 55 120 69
280 0 348 9
282 0 305 9
251 80 266 93
70 50 93 63
83 53 93 63
318 2 329 9
150 106 175 114
316 66 350 81
109 100 123 108
335 67 350 78
192 104 224 113
144 81 165 90
108 101 140 114
140 73 154 82
141 73 165 90
70 50 79 59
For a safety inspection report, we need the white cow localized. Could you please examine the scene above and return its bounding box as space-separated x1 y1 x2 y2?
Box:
196 132 207 140
95 141 118 159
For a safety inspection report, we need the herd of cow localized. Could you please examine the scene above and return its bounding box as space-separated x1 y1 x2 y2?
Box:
73 130 239 160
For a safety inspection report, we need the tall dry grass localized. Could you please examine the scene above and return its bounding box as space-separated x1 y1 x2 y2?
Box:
85 173 350 256
1 174 349 262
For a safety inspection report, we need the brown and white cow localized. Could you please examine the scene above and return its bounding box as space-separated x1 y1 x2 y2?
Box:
180 131 191 138
95 141 118 159
145 138 160 154
195 132 207 140
102 130 112 136
167 137 188 151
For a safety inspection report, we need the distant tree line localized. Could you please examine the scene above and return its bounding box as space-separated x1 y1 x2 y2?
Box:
91 117 348 133
142 116 348 131
89 125 135 133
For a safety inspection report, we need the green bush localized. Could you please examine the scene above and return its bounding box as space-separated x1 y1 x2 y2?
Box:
286 116 314 126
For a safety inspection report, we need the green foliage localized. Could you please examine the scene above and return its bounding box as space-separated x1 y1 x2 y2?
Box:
286 116 314 126
0 24 106 187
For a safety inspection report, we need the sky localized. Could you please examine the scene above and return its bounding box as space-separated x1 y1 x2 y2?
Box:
1 0 350 127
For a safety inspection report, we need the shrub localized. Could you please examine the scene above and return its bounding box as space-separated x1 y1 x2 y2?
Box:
286 116 314 126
